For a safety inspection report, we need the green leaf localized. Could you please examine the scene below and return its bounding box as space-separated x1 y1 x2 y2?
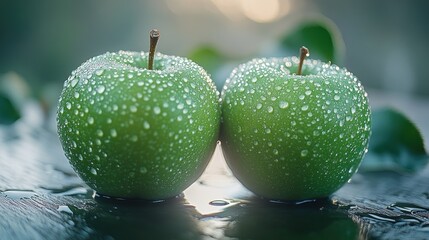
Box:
360 108 428 173
0 93 21 125
280 19 344 64
0 72 33 125
188 46 225 75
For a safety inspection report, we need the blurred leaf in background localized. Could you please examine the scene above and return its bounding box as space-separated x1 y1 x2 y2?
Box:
280 20 342 64
0 72 32 125
360 108 428 173
258 16 344 65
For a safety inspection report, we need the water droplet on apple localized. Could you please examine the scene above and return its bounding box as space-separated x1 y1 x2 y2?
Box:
90 168 97 175
143 121 150 129
279 101 289 109
140 167 148 174
301 149 309 157
267 106 274 113
305 90 312 95
127 73 134 79
301 105 309 111
130 105 138 112
88 117 94 125
96 85 105 94
110 129 117 137
130 135 138 142
66 102 72 109
96 129 104 137
95 69 104 76
74 92 80 98
334 95 340 101
153 106 161 115
256 103 262 110
70 78 79 87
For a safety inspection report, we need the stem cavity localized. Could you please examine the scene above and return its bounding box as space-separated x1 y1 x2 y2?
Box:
148 29 160 70
297 46 309 75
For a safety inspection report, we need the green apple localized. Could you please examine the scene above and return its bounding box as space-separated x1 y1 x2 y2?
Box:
220 47 371 201
57 30 220 200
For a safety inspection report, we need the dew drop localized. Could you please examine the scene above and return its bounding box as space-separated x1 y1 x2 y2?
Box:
256 103 262 109
110 129 117 137
130 135 138 142
140 167 148 174
143 121 150 129
130 105 138 112
96 129 104 137
70 78 79 87
279 101 289 109
95 69 104 76
153 106 161 115
96 85 105 94
66 102 72 110
127 73 134 79
273 149 279 155
301 149 309 157
90 168 97 175
267 106 274 113
301 105 309 111
177 103 184 110
74 92 80 98
334 95 340 101
305 90 312 95
88 117 94 125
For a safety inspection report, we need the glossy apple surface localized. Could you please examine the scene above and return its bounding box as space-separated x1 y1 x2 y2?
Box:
220 57 371 201
57 51 220 200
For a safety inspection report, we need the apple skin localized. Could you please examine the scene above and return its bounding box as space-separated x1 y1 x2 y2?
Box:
220 57 371 201
57 51 220 200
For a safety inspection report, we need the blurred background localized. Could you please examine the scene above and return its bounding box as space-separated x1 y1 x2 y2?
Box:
0 0 428 118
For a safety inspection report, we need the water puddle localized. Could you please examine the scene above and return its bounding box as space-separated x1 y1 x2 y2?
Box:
1 190 38 200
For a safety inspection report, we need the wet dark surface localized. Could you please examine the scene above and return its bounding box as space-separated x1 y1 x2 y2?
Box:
1 117 429 240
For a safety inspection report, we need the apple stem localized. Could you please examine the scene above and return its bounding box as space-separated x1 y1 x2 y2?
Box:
148 29 160 70
297 46 309 75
